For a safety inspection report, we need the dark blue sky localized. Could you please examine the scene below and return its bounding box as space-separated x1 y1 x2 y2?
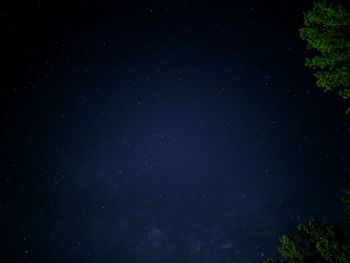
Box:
2 1 350 262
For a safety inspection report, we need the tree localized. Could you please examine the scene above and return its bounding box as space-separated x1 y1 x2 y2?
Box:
299 1 350 113
341 183 350 222
264 182 350 262
264 219 350 263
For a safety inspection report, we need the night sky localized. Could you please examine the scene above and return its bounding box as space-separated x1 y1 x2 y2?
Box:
2 1 350 262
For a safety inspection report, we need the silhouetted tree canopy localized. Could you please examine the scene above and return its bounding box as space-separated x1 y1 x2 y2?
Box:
341 183 350 222
299 1 350 113
263 1 350 262
264 219 350 263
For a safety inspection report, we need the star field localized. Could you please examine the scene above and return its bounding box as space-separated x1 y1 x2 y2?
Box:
1 1 350 262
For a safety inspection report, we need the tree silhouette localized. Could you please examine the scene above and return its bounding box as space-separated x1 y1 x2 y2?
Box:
299 1 350 113
264 219 350 263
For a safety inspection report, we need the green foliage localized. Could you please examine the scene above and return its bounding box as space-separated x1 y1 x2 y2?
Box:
263 2 350 261
341 183 350 221
264 258 279 263
299 1 350 113
264 219 350 263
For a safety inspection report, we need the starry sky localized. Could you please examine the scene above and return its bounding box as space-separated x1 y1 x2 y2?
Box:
1 0 350 262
